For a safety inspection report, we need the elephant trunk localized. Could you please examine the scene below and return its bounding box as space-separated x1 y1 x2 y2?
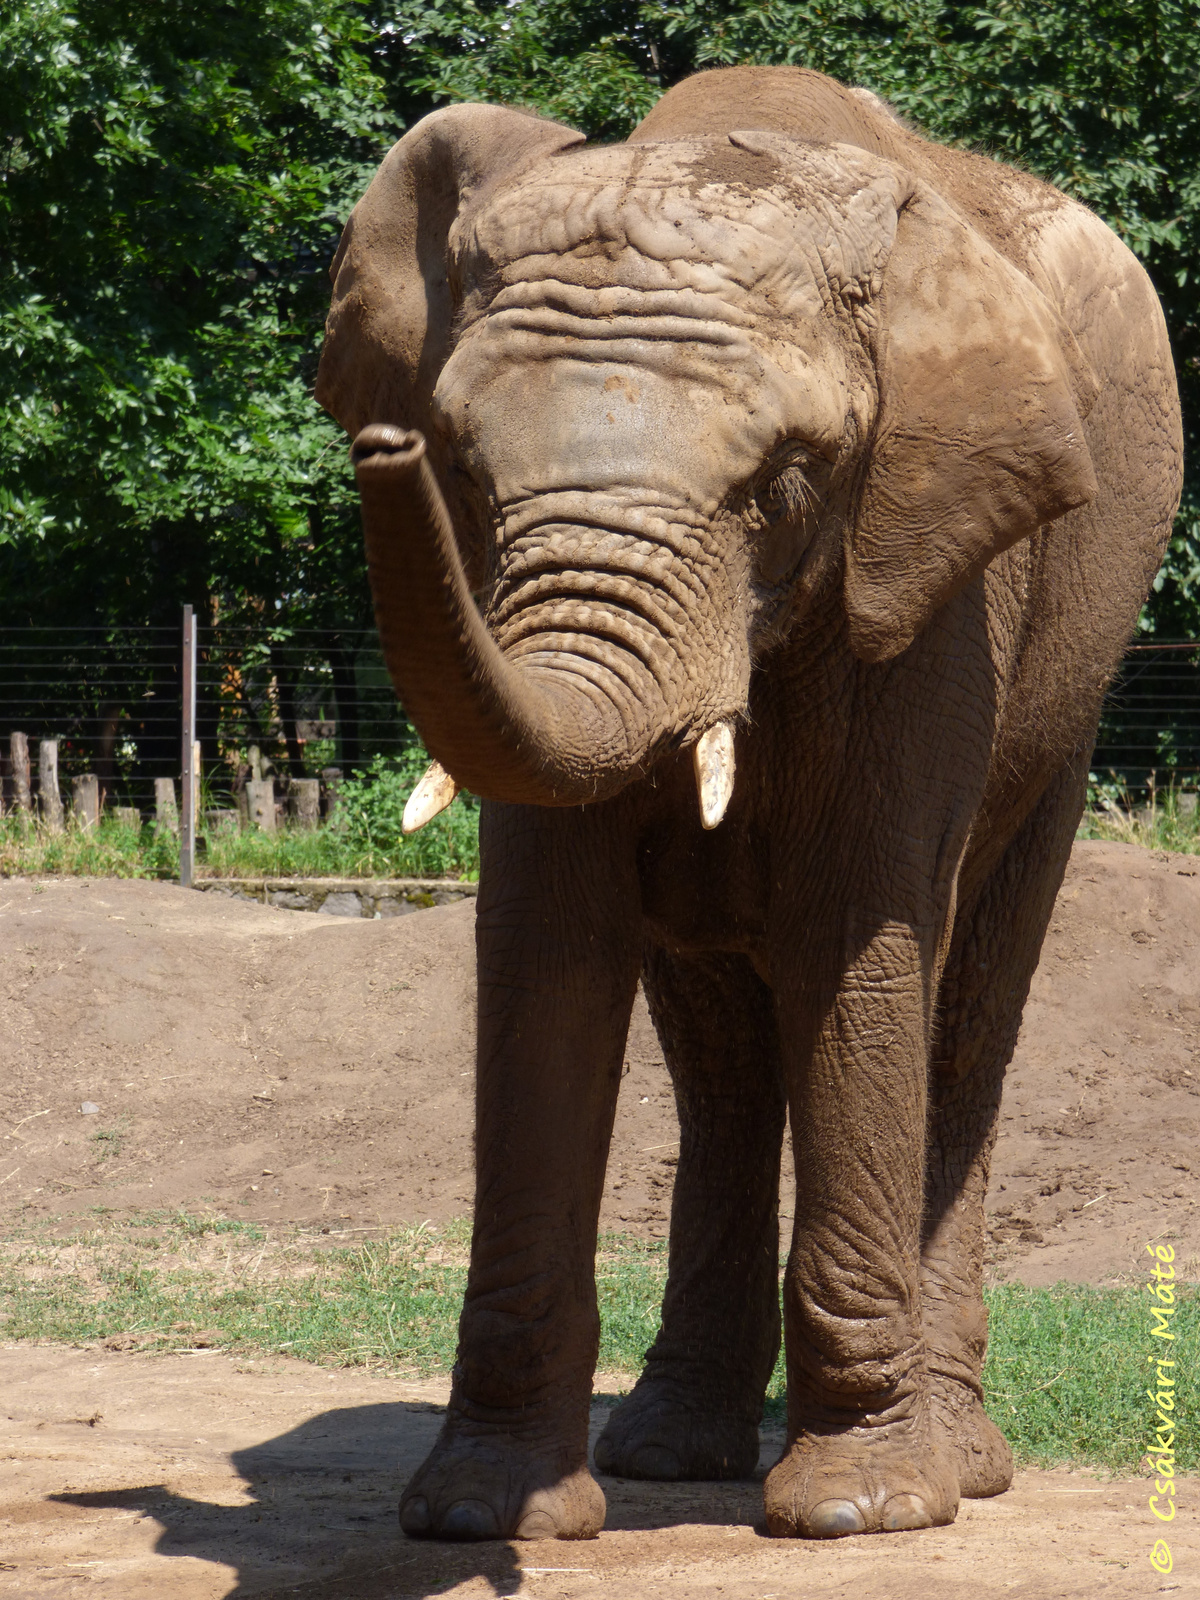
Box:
353 426 695 807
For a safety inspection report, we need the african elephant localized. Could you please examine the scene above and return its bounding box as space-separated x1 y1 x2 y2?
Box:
316 66 1182 1540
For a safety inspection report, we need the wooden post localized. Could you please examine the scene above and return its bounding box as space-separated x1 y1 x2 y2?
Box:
113 805 141 829
180 605 197 887
38 740 63 832
289 777 321 830
321 766 342 821
71 774 100 829
10 732 31 817
246 778 276 832
154 776 179 834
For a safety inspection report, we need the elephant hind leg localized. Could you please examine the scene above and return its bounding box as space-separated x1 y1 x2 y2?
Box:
594 948 785 1482
922 758 1089 1497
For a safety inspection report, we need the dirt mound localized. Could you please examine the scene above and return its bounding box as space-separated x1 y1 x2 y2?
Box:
0 876 676 1240
2 839 1198 1281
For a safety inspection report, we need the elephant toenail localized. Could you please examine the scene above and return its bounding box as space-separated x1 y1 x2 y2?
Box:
807 1498 868 1537
882 1493 933 1531
398 1495 431 1535
630 1444 682 1480
515 1508 558 1539
441 1498 502 1540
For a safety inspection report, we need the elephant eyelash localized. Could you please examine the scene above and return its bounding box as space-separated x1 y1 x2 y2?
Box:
765 464 819 522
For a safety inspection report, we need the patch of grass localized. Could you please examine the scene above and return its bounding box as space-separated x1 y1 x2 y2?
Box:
0 1213 1193 1474
1079 780 1200 853
0 1218 469 1369
977 1282 1197 1471
0 749 480 882
0 815 178 879
127 1210 266 1240
88 1123 127 1161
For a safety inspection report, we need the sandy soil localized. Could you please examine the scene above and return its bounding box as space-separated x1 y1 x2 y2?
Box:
2 839 1199 1280
1 1346 1192 1600
2 840 1199 1598
0 874 679 1242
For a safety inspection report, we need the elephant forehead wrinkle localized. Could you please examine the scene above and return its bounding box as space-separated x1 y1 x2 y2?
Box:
499 491 712 539
465 181 836 318
485 305 747 349
505 249 805 319
502 524 707 580
489 278 756 329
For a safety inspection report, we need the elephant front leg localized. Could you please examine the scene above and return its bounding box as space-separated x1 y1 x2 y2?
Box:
765 923 959 1538
400 805 641 1542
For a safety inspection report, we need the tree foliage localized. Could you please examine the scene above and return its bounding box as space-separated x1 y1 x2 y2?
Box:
0 0 396 630
2 0 1197 646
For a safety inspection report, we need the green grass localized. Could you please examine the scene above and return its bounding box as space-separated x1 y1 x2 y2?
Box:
2 762 1197 884
0 750 481 881
0 815 178 879
0 1212 1193 1474
1079 780 1200 853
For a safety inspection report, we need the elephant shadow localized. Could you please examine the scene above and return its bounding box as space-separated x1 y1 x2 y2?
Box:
52 1395 773 1597
53 1398 518 1598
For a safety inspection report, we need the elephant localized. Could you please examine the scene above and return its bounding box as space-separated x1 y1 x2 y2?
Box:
316 65 1182 1540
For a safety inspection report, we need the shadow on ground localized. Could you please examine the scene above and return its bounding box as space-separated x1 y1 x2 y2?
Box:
52 1397 772 1598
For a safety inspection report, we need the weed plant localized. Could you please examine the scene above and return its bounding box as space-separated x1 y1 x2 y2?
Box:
0 1212 1193 1474
0 813 177 879
0 746 480 881
1080 776 1200 853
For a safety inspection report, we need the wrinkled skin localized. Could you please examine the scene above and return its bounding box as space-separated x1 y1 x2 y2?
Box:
317 68 1182 1541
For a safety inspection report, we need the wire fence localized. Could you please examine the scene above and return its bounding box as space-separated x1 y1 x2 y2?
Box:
1091 642 1200 791
3 623 1200 820
0 621 409 820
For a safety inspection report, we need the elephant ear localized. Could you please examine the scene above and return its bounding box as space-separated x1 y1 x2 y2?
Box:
845 182 1099 663
315 105 585 441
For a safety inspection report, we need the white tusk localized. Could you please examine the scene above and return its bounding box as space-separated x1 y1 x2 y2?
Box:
693 722 736 830
402 760 460 834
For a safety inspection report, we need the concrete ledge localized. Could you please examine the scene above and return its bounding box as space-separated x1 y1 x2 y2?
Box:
192 877 477 918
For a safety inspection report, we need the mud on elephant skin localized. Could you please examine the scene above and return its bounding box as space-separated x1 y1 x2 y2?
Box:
317 66 1182 1540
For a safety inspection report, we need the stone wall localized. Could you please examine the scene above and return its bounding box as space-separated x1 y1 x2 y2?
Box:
193 877 476 918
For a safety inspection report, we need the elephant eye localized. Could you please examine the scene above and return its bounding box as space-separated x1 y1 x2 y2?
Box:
755 454 831 586
765 464 818 524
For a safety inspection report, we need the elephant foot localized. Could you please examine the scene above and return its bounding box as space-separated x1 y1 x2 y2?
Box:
929 1374 1013 1499
762 1415 959 1539
594 1377 760 1481
400 1428 605 1541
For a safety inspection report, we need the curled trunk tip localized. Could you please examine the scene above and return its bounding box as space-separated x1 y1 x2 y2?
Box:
351 424 425 469
352 426 663 807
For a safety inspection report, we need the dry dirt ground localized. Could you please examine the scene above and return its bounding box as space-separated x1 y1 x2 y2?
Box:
2 839 1199 1598
3 1344 1195 1600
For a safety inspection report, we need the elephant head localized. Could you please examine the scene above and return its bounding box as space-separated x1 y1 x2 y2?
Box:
316 106 1097 821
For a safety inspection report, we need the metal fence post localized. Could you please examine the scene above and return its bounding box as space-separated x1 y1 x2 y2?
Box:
180 604 197 887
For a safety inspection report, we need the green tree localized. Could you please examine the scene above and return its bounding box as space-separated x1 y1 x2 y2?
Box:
0 0 397 632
